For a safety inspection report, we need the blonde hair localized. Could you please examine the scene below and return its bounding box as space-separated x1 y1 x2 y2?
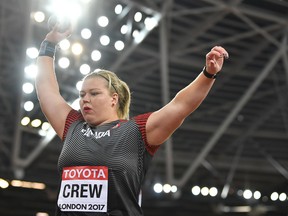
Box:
83 69 131 119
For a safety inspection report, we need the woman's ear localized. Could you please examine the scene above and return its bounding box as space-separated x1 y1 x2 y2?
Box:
111 93 119 106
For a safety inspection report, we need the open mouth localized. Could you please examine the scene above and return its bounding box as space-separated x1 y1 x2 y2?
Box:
83 107 92 112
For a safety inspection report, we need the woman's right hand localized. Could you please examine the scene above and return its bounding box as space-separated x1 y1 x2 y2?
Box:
45 22 72 44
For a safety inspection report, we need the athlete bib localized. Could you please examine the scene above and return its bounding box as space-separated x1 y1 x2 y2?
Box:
57 166 108 212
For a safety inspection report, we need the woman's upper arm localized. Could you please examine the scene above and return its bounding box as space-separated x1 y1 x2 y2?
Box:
145 69 218 146
146 101 185 146
38 93 72 139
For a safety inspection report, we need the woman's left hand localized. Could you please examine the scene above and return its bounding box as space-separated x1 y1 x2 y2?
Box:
205 46 229 74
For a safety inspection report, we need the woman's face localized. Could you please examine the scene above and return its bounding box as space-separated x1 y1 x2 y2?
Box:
79 76 118 125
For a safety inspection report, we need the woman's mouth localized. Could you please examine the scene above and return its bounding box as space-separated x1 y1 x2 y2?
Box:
83 107 92 113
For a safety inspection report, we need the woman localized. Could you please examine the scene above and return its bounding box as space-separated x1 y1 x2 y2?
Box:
36 24 228 216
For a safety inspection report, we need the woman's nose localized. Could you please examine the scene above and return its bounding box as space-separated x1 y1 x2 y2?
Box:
82 95 90 103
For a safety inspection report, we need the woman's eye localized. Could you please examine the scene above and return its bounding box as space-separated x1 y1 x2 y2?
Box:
91 92 98 96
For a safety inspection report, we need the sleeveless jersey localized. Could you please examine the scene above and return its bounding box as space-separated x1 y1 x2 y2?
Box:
56 109 159 216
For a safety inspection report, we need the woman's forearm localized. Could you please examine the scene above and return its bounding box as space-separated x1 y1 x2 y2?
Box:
173 70 216 118
35 56 60 101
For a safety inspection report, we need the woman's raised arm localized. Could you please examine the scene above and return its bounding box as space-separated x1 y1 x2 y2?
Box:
35 25 73 139
146 46 229 146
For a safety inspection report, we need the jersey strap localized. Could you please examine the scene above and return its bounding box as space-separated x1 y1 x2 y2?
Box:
62 109 83 141
133 112 160 156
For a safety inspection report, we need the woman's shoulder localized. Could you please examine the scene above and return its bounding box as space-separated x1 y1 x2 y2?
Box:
131 112 153 123
62 109 84 140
